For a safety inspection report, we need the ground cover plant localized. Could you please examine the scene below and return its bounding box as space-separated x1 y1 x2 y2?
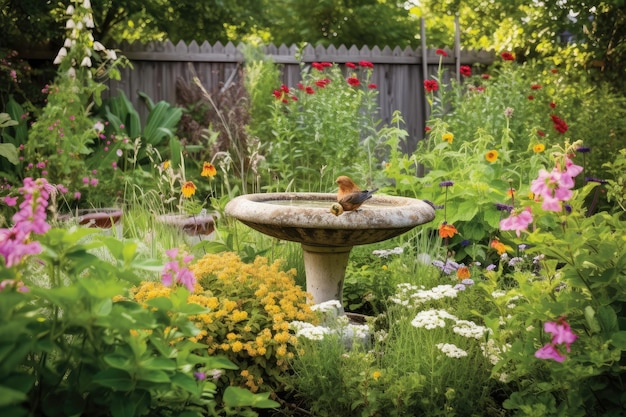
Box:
1 1 626 416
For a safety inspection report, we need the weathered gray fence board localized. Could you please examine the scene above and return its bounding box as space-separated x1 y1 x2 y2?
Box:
21 41 494 153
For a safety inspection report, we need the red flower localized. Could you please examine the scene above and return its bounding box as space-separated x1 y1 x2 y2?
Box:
359 60 374 68
551 68 558 74
291 95 298 101
315 78 331 88
346 62 356 69
530 84 542 90
537 130 546 137
551 114 569 134
425 126 431 132
460 65 471 76
272 89 284 100
528 95 534 100
549 102 556 109
296 83 305 90
424 79 439 92
367 83 377 89
312 62 324 71
481 74 490 79
280 84 289 93
305 86 315 94
321 62 333 67
501 51 515 61
347 76 360 86
436 49 448 57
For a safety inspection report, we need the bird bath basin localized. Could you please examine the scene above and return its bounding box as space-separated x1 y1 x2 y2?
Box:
225 192 436 305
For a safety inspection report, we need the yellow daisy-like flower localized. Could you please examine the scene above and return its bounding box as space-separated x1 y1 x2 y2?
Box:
533 143 545 153
181 181 197 198
485 149 499 163
372 371 382 380
442 132 454 143
163 160 170 170
201 161 217 177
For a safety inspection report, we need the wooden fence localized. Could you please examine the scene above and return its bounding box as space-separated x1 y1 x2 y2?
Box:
101 40 493 153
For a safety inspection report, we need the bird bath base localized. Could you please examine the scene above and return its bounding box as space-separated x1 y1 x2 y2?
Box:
224 192 435 305
302 244 352 303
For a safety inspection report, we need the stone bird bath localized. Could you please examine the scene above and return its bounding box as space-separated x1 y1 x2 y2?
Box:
225 193 436 305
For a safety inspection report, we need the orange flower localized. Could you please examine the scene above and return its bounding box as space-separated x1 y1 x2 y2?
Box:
201 161 217 178
533 144 545 153
456 266 470 279
181 181 197 198
485 149 499 163
439 223 458 239
490 239 510 255
442 132 454 143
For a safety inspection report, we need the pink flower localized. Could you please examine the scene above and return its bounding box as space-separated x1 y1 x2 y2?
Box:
499 207 533 237
3 196 17 206
161 248 196 292
545 320 577 351
535 344 567 362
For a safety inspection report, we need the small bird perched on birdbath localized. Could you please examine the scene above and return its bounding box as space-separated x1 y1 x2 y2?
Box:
333 176 378 215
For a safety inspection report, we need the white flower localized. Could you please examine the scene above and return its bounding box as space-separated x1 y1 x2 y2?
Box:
436 343 468 358
66 5 75 14
411 309 457 329
105 49 117 60
116 149 123 157
84 14 94 28
80 56 92 67
311 299 342 313
67 67 76 79
83 0 92 8
480 339 509 365
372 246 403 258
491 290 506 298
53 47 67 65
93 41 106 51
63 38 73 48
452 320 489 339
296 326 332 341
66 19 76 29
93 121 105 132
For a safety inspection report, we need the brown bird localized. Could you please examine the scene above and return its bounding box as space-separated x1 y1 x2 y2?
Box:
336 176 378 212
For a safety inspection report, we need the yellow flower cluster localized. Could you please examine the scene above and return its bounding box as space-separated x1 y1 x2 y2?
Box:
133 252 318 393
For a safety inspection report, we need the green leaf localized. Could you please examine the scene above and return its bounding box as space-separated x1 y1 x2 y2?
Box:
140 357 176 371
92 369 134 391
0 143 18 165
103 354 131 370
610 331 626 350
145 296 173 311
136 369 170 383
223 386 280 409
171 372 200 396
0 385 28 407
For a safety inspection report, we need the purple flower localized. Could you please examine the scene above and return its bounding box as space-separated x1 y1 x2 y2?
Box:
495 203 513 212
432 259 460 275
161 248 196 292
194 371 207 381
439 181 454 187
576 146 591 153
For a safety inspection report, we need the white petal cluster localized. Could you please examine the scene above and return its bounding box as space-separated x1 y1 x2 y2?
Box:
479 339 509 365
372 246 403 258
452 319 489 339
411 309 458 329
390 283 458 307
436 343 468 358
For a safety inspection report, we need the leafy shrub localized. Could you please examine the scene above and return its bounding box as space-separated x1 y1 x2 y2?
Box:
133 252 319 395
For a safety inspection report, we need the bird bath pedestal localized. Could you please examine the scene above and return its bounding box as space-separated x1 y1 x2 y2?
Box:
225 193 436 305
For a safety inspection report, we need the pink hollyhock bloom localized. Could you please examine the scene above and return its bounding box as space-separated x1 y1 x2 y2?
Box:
541 195 562 212
545 320 577 351
500 207 533 237
535 344 567 362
